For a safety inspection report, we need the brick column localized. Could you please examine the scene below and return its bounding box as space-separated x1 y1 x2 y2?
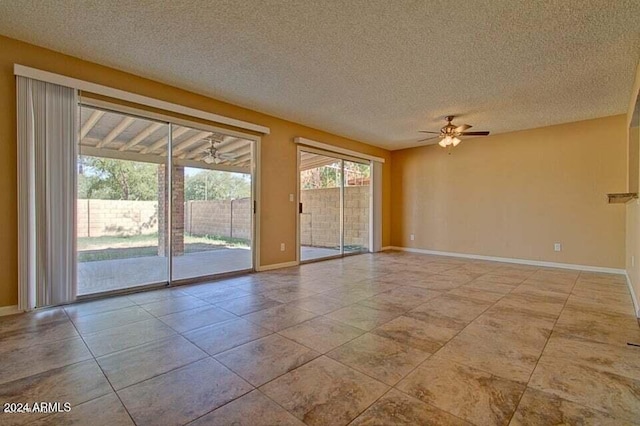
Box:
172 166 185 256
157 164 185 257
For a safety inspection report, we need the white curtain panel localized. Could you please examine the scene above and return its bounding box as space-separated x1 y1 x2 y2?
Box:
17 76 77 310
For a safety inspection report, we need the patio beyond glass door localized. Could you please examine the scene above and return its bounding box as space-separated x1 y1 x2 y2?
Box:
171 126 254 281
77 105 170 295
299 150 371 263
76 104 256 296
343 160 371 254
300 152 343 261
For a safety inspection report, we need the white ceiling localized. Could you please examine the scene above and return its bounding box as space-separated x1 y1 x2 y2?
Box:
1 1 639 150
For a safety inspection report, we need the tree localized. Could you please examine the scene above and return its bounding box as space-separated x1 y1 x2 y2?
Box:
78 156 158 200
184 169 251 200
301 162 370 189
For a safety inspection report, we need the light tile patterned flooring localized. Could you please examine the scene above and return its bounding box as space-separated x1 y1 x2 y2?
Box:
1 251 639 425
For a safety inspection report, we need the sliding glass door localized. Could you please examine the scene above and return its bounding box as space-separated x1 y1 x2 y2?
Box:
299 150 371 262
300 152 343 261
343 160 371 254
77 104 255 296
171 127 254 281
77 106 170 295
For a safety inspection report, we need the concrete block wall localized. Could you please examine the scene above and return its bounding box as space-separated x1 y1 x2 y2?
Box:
77 187 368 249
76 199 158 238
184 197 251 241
300 186 370 249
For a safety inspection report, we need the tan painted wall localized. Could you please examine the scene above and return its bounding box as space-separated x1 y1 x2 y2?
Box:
625 61 640 316
391 115 627 269
0 35 391 307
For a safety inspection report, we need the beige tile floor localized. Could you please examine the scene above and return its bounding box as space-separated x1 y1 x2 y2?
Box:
1 251 640 425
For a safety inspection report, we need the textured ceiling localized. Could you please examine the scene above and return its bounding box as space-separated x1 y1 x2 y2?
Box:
1 1 639 150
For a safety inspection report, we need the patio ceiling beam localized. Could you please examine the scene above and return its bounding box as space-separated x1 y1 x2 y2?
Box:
182 137 237 160
80 145 250 175
233 159 251 168
301 160 337 171
96 116 135 148
140 126 189 154
182 141 212 160
193 146 251 164
172 131 212 155
173 157 250 174
81 146 165 165
226 148 252 163
183 137 249 160
80 110 105 139
218 138 249 153
300 157 339 171
119 122 164 151
216 136 242 149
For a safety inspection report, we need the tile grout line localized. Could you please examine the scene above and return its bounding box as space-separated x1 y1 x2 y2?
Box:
344 261 527 424
10 254 629 425
257 265 518 424
68 292 255 424
61 307 138 425
377 267 543 424
504 271 581 425
403 270 533 372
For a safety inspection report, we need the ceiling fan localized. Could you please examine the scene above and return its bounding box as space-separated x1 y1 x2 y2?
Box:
419 115 490 148
201 136 238 164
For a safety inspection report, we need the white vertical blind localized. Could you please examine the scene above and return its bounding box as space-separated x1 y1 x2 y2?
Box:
17 76 78 310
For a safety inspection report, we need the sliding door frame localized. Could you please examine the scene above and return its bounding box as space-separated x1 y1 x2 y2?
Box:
76 101 173 300
76 98 261 296
296 145 372 264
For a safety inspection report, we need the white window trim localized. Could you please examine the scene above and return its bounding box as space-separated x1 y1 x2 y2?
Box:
14 64 270 135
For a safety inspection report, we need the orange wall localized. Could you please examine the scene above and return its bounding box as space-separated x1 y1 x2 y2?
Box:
391 115 627 269
0 35 392 307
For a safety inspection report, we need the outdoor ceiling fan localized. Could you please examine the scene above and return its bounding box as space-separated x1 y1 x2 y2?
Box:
201 136 238 164
418 115 490 148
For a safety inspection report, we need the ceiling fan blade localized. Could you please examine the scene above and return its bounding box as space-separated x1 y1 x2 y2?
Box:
418 131 441 134
417 136 440 142
460 131 490 136
455 124 472 132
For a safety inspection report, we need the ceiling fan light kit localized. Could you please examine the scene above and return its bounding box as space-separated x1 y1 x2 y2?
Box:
420 115 490 149
438 136 461 147
201 135 239 164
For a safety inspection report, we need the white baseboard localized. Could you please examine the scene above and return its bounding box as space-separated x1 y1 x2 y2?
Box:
624 272 640 318
0 305 21 317
388 246 626 275
256 261 299 272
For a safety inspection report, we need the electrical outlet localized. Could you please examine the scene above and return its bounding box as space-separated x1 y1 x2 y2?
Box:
554 243 562 252
289 193 294 202
280 243 285 252
410 234 415 241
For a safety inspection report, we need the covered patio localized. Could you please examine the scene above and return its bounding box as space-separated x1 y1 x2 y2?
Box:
78 246 344 295
78 248 251 295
